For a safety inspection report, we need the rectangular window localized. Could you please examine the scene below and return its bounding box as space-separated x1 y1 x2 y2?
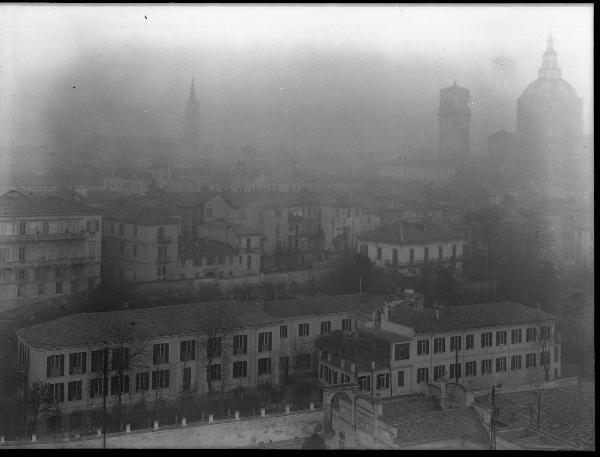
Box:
417 367 429 384
183 367 192 391
90 378 104 398
17 269 27 281
136 372 149 392
153 343 169 365
438 245 443 260
298 323 309 337
42 221 49 235
46 355 64 378
91 350 104 372
394 343 410 361
232 361 248 379
481 359 492 375
19 222 27 235
424 247 429 263
466 334 474 350
280 356 290 378
17 284 25 297
554 345 560 363
111 347 130 371
417 339 430 355
449 363 462 379
132 244 137 257
180 340 196 361
55 282 62 294
433 337 445 353
452 244 457 258
409 248 414 266
280 325 288 339
511 329 522 344
540 351 551 366
496 331 507 346
358 375 371 391
67 380 82 401
118 223 124 235
342 318 352 332
481 332 492 348
119 241 125 254
133 225 138 237
540 325 552 341
206 338 222 358
207 364 221 381
526 353 537 368
257 358 272 376
376 373 390 390
376 247 382 260
465 361 477 377
449 336 462 352
511 355 522 370
359 245 368 256
320 321 331 335
49 383 65 402
496 357 507 373
111 375 130 395
526 327 537 343
433 365 446 381
18 246 26 261
68 352 87 375
233 334 248 355
397 370 405 387
258 332 272 352
152 370 170 389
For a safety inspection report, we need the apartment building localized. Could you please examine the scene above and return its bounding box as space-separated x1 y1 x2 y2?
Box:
320 196 380 252
0 190 102 311
317 300 560 399
178 237 260 279
14 294 387 431
101 203 180 284
356 221 465 276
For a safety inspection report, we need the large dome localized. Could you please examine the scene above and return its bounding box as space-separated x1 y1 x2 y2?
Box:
520 76 579 101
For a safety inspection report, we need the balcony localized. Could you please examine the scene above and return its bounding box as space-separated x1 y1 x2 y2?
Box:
0 232 87 243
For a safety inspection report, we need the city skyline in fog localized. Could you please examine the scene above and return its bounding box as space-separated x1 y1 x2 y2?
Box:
0 5 593 161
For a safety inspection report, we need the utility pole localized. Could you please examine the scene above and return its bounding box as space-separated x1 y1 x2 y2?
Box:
490 385 497 450
103 345 109 449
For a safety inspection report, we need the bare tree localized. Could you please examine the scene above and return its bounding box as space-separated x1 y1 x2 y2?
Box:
22 380 52 435
195 304 240 398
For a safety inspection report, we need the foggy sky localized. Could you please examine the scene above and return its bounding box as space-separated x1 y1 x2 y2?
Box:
0 5 593 161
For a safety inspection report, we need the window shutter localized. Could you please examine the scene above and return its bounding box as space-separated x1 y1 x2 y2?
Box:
153 345 158 364
59 383 64 402
180 342 185 361
47 356 52 378
59 355 64 376
82 352 87 374
69 354 73 376
191 341 195 360
165 370 169 388
165 344 169 363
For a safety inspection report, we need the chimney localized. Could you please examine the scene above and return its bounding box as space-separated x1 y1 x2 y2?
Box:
435 309 440 320
371 360 376 371
340 359 345 369
350 362 356 373
327 353 332 362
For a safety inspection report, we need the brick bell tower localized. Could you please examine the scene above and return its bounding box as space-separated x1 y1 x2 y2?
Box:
438 80 471 163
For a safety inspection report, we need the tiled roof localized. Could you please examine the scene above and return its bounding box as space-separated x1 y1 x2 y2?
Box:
16 301 283 350
389 301 556 334
179 237 237 258
382 394 441 421
262 294 390 318
161 191 216 207
392 406 489 447
101 197 181 225
475 382 595 450
356 221 464 245
0 190 98 217
360 328 413 344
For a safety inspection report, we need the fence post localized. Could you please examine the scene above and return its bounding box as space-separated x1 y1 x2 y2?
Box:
31 433 37 442
153 420 159 431
126 424 131 433
182 417 187 427
208 414 214 424
285 405 290 414
310 402 315 411
234 411 240 421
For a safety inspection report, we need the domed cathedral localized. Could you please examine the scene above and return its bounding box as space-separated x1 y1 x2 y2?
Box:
438 80 471 165
516 36 583 192
184 78 201 154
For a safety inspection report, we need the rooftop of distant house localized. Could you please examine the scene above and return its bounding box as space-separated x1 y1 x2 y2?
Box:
388 301 556 334
381 154 456 170
101 196 181 225
0 189 98 217
7 172 104 187
178 237 238 258
356 221 465 245
475 381 595 450
16 301 283 350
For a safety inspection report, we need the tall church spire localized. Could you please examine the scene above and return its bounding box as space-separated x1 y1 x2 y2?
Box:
184 78 200 151
538 35 562 79
188 79 198 105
